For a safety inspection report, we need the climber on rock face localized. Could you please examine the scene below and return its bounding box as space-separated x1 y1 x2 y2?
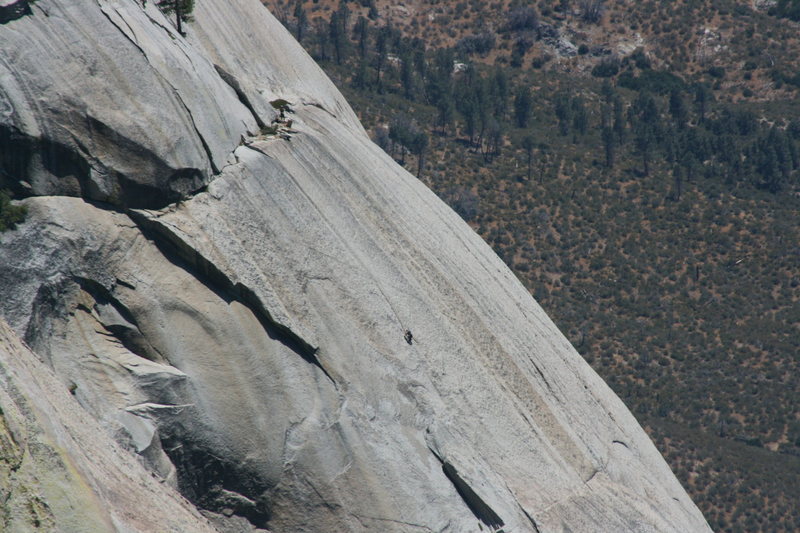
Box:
404 330 413 345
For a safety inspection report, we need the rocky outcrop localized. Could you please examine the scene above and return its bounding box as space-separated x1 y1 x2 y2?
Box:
0 0 356 207
0 318 219 532
0 1 712 532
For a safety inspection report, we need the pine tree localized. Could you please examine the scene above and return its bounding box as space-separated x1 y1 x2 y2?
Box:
602 126 615 168
436 95 454 136
571 97 588 139
491 68 509 118
521 135 535 180
329 3 350 65
554 93 572 136
682 148 697 183
457 89 479 147
671 165 683 201
293 1 308 44
513 85 532 128
613 95 626 144
410 131 429 178
475 80 490 147
537 145 550 183
315 19 330 61
374 24 390 92
464 103 478 147
389 115 411 164
483 118 504 162
355 16 369 58
413 48 426 81
634 122 655 176
352 58 369 90
401 51 415 100
600 80 614 105
669 88 688 126
157 0 195 35
694 83 713 122
367 0 379 20
633 91 659 125
336 0 350 30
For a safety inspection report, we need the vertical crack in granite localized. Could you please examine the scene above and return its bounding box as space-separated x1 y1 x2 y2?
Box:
214 64 267 129
171 91 220 174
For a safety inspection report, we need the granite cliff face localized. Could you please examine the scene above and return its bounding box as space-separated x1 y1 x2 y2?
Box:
0 1 712 532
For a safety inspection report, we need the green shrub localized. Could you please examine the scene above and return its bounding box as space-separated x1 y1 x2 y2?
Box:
0 190 26 232
156 0 195 17
532 55 551 69
629 48 651 70
592 58 620 78
618 70 686 94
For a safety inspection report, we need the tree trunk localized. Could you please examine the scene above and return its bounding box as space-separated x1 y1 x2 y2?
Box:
176 0 182 35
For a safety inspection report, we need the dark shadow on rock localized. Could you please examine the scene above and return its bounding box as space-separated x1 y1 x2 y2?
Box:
427 447 505 531
160 433 273 529
0 0 33 25
0 123 206 209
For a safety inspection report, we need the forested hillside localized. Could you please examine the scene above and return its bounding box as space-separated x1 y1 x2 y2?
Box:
265 1 800 531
